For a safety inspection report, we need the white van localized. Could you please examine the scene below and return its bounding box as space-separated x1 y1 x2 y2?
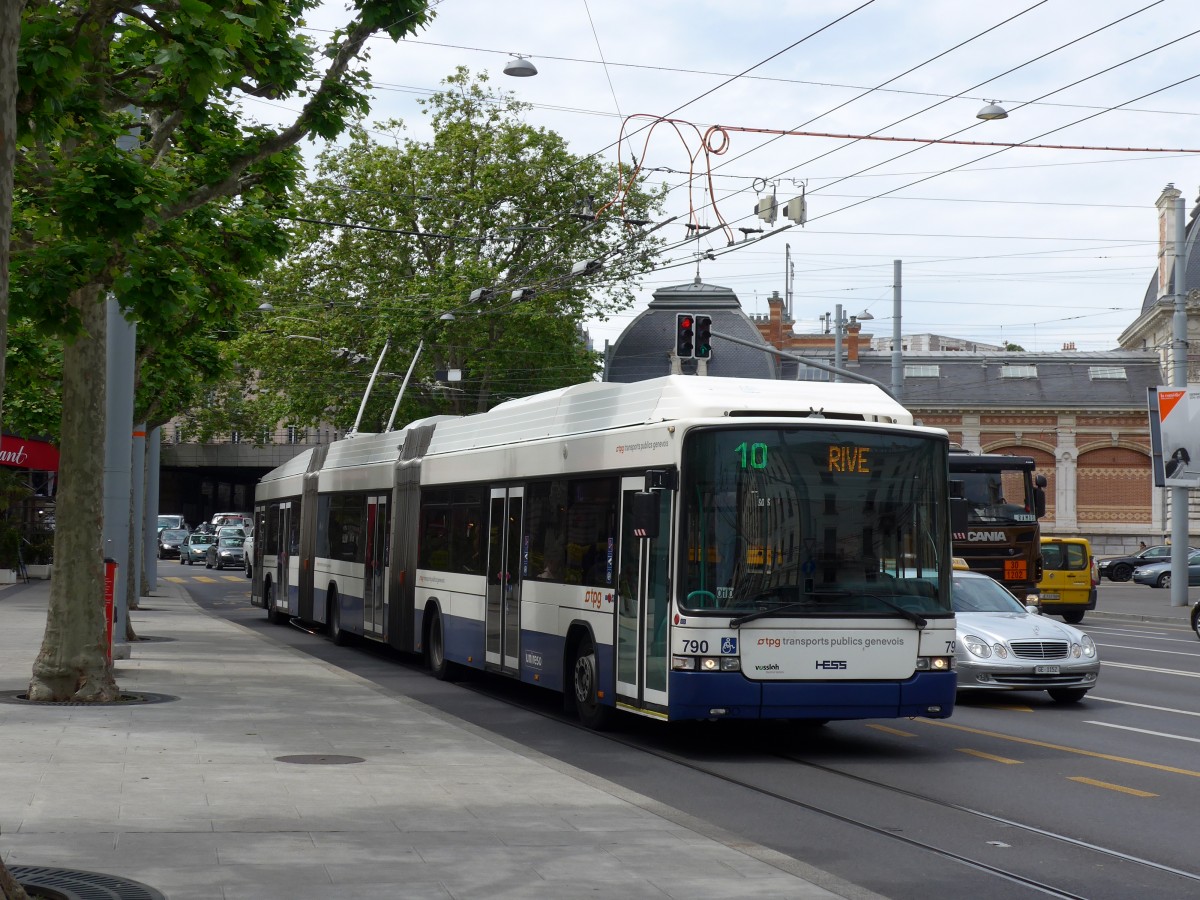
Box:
210 512 252 528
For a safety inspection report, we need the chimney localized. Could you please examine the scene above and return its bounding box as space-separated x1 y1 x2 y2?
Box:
766 290 786 347
1157 183 1184 300
847 318 862 365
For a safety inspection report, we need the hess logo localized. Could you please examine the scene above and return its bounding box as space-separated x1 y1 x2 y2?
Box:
815 660 848 670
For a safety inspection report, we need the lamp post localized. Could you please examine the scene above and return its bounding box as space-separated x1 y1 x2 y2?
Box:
823 305 873 382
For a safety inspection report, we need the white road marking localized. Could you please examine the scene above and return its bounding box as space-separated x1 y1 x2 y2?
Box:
1088 695 1200 717
1086 721 1200 744
1101 661 1200 678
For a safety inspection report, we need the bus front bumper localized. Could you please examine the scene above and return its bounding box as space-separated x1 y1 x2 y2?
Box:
666 670 956 721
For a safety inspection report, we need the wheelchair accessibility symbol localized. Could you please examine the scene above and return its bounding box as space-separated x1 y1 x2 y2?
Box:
721 636 737 654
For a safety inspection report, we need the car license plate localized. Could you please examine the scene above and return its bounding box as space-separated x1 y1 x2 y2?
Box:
1035 665 1060 674
1039 592 1059 600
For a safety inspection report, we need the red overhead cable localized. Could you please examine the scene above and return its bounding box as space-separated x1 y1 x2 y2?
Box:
703 124 1200 154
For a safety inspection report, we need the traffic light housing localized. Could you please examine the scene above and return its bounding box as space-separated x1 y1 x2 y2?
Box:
676 313 695 358
695 316 712 359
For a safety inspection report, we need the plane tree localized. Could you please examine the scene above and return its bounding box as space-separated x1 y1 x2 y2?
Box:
208 68 666 437
10 0 434 703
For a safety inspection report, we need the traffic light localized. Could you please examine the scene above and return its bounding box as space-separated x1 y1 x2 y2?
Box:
695 316 712 359
676 313 695 358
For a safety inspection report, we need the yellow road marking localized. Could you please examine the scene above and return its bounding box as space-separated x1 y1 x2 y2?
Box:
959 748 1022 764
1068 777 1157 798
192 576 217 583
221 576 245 582
866 724 916 737
921 719 1200 778
162 577 186 583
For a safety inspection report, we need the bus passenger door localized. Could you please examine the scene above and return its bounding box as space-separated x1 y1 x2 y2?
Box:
275 502 292 614
363 495 389 637
615 477 671 711
485 486 523 675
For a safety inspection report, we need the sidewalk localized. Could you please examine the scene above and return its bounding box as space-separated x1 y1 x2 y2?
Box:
0 579 871 900
1087 582 1197 627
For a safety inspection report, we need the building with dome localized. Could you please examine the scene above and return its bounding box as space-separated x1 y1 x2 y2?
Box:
602 184 1200 556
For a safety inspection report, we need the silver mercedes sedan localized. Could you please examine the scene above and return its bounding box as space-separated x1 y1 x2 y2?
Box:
953 569 1099 703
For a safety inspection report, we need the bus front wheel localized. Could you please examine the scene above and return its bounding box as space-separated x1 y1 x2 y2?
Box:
571 634 614 731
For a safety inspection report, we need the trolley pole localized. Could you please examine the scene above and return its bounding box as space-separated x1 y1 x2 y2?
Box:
1170 194 1189 607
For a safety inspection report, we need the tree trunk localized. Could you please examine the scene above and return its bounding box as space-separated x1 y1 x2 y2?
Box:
0 0 25 426
0 855 31 900
27 284 119 702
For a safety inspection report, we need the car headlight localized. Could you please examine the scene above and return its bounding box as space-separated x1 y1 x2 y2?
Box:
1081 634 1096 658
991 643 1008 659
963 634 991 658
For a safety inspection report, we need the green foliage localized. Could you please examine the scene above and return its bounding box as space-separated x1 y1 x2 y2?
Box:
1004 342 1025 352
8 0 434 433
223 69 666 432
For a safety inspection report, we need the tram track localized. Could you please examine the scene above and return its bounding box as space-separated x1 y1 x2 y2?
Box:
215 600 1200 899
455 677 1200 900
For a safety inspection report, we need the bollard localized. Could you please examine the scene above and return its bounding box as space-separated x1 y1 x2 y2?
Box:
104 558 117 661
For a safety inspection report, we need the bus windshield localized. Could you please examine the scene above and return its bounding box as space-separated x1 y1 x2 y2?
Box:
680 426 951 617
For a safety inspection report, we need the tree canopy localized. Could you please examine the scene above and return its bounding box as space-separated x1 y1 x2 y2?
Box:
198 68 666 438
9 0 434 702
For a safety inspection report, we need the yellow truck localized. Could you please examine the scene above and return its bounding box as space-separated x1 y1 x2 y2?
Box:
1037 537 1097 624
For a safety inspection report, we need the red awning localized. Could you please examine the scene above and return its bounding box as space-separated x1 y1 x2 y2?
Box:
0 435 60 472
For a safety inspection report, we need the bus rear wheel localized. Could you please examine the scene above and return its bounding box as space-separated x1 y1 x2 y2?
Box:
264 583 283 625
328 589 348 646
571 634 614 731
426 609 460 681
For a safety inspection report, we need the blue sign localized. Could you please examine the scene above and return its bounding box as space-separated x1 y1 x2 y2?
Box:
721 636 737 654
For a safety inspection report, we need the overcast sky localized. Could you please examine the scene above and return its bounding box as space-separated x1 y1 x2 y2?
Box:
254 0 1200 354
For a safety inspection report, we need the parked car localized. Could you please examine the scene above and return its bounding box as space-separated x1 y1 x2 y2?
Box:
180 532 216 565
206 535 245 570
1037 537 1097 624
1131 550 1200 588
1098 544 1195 582
157 528 189 560
243 526 255 579
952 569 1099 703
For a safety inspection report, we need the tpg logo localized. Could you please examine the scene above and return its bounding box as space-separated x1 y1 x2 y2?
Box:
815 660 848 670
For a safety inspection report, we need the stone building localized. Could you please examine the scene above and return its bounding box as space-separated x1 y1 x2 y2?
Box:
603 184 1200 557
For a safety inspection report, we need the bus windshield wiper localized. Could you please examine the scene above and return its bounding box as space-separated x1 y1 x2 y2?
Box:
728 590 927 630
859 591 927 629
729 600 812 629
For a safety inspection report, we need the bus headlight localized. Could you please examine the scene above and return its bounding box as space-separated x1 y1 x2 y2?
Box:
673 656 740 672
914 656 955 671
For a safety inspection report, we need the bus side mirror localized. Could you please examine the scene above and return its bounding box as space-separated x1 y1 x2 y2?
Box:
1034 475 1047 518
631 491 660 540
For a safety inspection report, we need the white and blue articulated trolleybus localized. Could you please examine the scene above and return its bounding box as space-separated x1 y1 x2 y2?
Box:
250 375 957 728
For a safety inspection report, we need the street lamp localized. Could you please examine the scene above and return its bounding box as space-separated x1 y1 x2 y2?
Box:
976 100 1008 121
503 55 538 77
